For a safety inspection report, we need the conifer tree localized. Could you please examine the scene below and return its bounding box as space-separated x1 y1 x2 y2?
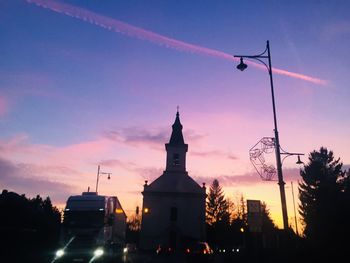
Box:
260 202 277 231
206 179 230 225
299 147 345 248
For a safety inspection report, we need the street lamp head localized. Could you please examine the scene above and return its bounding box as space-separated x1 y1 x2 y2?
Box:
296 155 303 165
236 57 248 71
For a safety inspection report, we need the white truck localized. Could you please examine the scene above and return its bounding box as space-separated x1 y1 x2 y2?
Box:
53 192 127 262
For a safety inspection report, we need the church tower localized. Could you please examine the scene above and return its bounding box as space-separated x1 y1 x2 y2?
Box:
165 110 188 173
139 111 206 250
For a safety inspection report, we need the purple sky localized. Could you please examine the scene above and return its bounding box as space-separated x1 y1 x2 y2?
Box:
1 0 350 228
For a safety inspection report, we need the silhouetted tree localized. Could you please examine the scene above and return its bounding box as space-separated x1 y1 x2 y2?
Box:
205 179 232 248
260 202 277 232
236 194 247 222
0 190 61 262
299 147 349 250
206 179 230 225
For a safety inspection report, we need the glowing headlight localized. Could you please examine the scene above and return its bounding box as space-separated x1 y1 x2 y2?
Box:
55 249 64 257
94 248 104 257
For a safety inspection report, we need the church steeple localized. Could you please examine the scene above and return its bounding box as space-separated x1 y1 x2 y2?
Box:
169 110 185 145
165 110 188 172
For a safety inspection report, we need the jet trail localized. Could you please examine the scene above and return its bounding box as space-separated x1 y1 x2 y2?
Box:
27 0 327 86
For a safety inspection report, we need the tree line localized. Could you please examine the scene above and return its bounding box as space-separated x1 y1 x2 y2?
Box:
205 178 279 250
0 190 61 262
204 147 350 252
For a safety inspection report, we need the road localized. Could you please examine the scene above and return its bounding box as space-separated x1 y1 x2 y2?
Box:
20 247 305 263
120 251 246 263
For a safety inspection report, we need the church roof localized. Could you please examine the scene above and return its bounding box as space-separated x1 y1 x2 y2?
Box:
168 111 185 145
144 172 204 194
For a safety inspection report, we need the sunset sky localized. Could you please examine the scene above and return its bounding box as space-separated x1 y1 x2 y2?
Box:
1 0 350 230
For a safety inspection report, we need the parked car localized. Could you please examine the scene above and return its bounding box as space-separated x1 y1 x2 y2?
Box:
185 241 214 262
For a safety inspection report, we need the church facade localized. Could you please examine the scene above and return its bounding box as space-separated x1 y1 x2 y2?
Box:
139 111 206 250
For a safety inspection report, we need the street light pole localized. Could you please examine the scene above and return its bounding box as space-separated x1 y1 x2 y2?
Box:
234 40 288 230
266 42 289 231
95 165 112 194
95 165 101 193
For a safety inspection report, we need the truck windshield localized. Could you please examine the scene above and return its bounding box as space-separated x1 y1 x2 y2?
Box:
63 211 104 228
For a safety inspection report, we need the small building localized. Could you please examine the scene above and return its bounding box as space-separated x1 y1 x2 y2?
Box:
139 111 206 250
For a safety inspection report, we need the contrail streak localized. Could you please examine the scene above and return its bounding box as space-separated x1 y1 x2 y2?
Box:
27 0 327 85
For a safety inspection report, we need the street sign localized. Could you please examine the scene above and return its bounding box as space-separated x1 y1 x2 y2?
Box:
247 200 261 214
247 200 262 232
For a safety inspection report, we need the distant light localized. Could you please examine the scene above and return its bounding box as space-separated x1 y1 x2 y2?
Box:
123 247 128 253
144 207 149 213
94 248 104 257
115 208 124 214
240 227 245 233
56 249 64 257
237 248 240 252
64 208 70 211
99 208 104 211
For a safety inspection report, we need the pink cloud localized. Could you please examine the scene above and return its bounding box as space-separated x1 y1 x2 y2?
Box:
0 157 75 203
104 126 205 150
0 134 115 174
193 173 261 187
0 134 49 157
0 135 128 205
190 150 238 160
99 159 137 171
104 127 168 149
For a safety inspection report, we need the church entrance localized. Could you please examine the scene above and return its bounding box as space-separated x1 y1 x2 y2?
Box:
169 230 177 249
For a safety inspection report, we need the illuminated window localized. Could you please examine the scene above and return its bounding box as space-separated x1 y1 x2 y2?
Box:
173 154 180 166
170 207 177 221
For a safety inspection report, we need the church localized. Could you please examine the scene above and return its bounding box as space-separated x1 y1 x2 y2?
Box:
139 111 206 250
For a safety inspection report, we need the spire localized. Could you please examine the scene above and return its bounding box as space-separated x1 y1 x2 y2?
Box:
169 109 185 145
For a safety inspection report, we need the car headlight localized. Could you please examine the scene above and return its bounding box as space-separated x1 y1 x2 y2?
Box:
55 249 64 258
94 248 104 257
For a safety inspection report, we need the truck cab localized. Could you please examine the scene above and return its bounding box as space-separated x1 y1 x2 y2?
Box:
53 192 126 262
